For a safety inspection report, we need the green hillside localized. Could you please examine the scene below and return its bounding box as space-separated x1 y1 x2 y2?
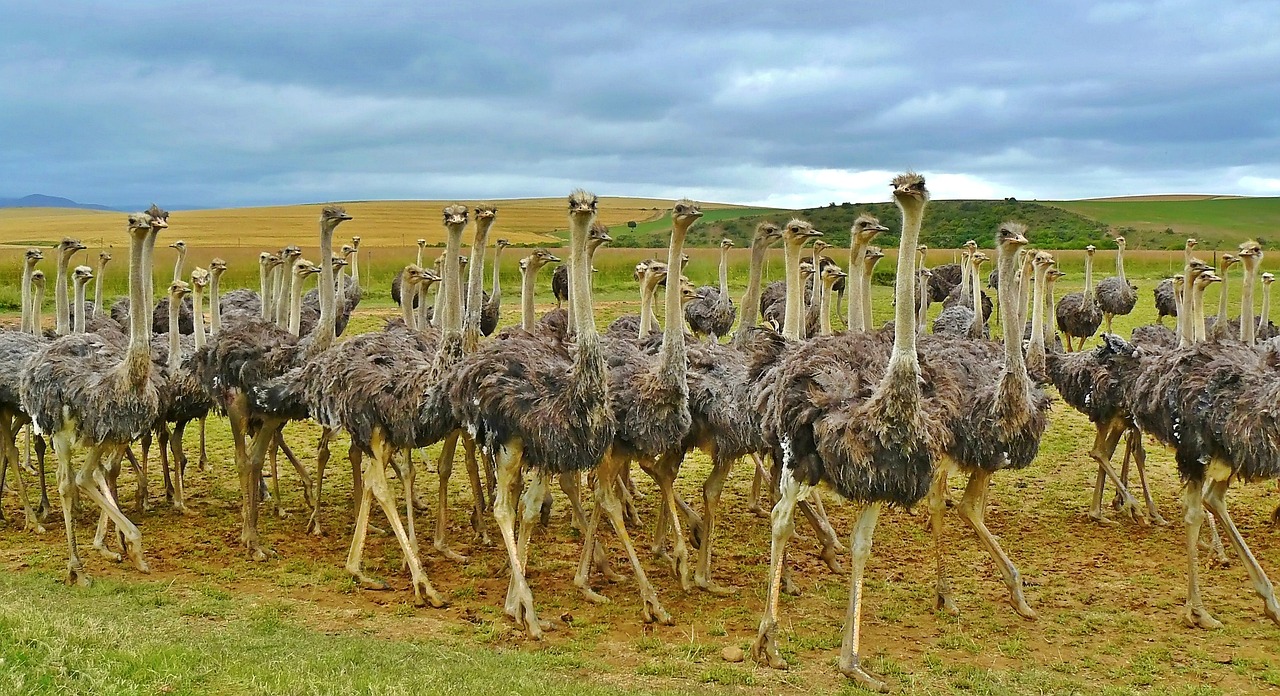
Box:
1048 197 1280 249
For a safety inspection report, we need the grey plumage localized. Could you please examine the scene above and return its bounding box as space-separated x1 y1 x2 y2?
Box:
1096 276 1137 318
1153 278 1178 325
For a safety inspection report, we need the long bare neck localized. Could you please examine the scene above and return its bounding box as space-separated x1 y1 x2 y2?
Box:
960 255 972 297
1017 255 1033 328
167 294 182 370
463 219 494 353
1116 245 1127 283
350 249 360 286
861 258 876 331
1216 265 1231 324
312 224 338 352
93 258 108 317
440 233 466 338
717 246 730 297
193 285 206 350
289 274 305 336
1195 283 1211 342
125 234 151 377
658 224 690 386
1083 254 1094 298
1240 265 1257 344
31 286 44 336
734 240 770 345
402 282 419 328
1260 283 1271 335
209 273 222 334
274 263 290 326
520 267 536 331
996 248 1028 384
1045 278 1058 343
431 262 447 329
915 273 929 336
1027 264 1048 375
818 278 834 336
172 248 186 282
848 238 869 331
781 242 807 340
55 251 71 335
73 281 87 334
491 246 505 304
970 262 984 337
260 266 274 321
568 219 604 399
20 261 34 334
639 278 660 338
886 202 924 388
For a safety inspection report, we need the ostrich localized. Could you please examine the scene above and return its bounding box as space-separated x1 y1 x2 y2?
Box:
1133 276 1182 349
197 206 351 559
762 259 815 334
52 238 87 336
391 238 428 308
1206 253 1240 341
552 221 611 309
446 190 615 638
1100 252 1280 628
928 259 965 304
519 250 560 330
297 208 474 606
857 245 886 332
684 238 737 340
0 252 50 531
751 174 960 690
927 223 1050 619
846 215 889 332
1056 245 1103 351
1235 241 1262 344
1095 237 1137 334
816 263 847 336
19 248 43 335
1259 272 1277 341
933 251 987 337
20 209 166 584
480 239 511 337
91 250 111 319
115 240 195 336
154 268 215 514
71 266 94 334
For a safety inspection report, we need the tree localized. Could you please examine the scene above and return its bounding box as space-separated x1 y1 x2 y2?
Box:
627 221 637 229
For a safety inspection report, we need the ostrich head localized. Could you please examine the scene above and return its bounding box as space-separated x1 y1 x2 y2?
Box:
721 238 735 250
168 240 186 252
589 222 613 246
126 213 152 239
813 240 831 254
821 263 847 286
1263 272 1275 286
1033 251 1055 269
443 204 469 229
919 268 934 280
852 214 890 246
57 237 87 258
1220 253 1238 270
782 219 822 253
971 251 990 271
168 279 191 300
350 236 361 250
341 244 357 260
568 190 597 219
496 239 511 250
1084 245 1096 257
258 251 272 268
963 240 978 254
31 270 45 289
1172 274 1185 293
1048 269 1066 283
752 222 783 248
265 254 282 270
72 265 93 287
420 267 442 287
191 267 210 291
1197 271 1222 290
679 276 698 304
282 245 303 262
321 205 353 230
672 200 703 231
401 264 427 288
330 254 348 270
526 249 560 271
1115 236 1127 251
1098 332 1142 364
864 246 886 265
799 258 816 279
293 258 322 280
475 203 498 223
1186 238 1198 251
417 239 427 249
98 250 112 264
997 222 1030 250
25 248 43 265
891 172 929 211
678 252 690 270
458 255 470 267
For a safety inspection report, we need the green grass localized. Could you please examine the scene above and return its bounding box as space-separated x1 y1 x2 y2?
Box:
1049 197 1280 249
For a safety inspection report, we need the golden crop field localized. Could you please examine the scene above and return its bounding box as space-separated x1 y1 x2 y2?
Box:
0 197 753 250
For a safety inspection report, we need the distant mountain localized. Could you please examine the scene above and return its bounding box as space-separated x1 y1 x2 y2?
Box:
0 194 118 211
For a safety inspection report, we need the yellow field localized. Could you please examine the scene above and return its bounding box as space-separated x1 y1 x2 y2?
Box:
0 197 751 250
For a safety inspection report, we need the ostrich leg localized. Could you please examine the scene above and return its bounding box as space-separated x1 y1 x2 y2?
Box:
751 469 809 670
0 415 44 532
1201 479 1280 625
956 469 1036 619
492 441 548 638
1087 423 1144 525
198 415 209 472
642 452 693 591
929 467 959 615
1181 483 1221 629
170 420 192 514
52 432 88 585
462 434 489 542
33 432 51 522
1126 432 1168 526
307 428 333 536
838 502 887 693
433 431 467 562
748 452 772 519
80 445 147 572
228 395 273 561
693 450 735 595
367 434 443 608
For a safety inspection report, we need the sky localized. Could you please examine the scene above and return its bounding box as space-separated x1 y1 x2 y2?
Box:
1 1 1278 209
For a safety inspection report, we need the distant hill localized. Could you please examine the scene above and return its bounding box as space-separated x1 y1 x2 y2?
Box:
1047 197 1280 249
0 194 117 211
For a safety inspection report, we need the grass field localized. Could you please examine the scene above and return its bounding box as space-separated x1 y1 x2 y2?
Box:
2 248 1280 695
1047 197 1280 249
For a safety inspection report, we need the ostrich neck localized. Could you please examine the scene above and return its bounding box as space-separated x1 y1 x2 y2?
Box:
1045 279 1058 343
520 267 536 331
996 247 1028 381
463 218 494 353
20 260 34 334
915 272 929 336
193 285 206 350
209 273 222 334
1083 255 1094 299
167 293 182 370
734 240 770 345
818 278 834 336
416 246 425 268
1240 265 1257 344
569 216 605 401
274 263 290 326
848 237 869 331
657 224 690 386
289 274 305 336
439 227 466 339
312 222 338 353
861 259 876 331
887 202 924 380
960 256 971 297
350 249 360 286
1195 284 1210 342
1179 250 1193 344
73 281 87 334
970 262 984 337
781 239 807 340
32 286 44 336
1116 246 1127 283
1027 264 1048 373
491 245 505 306
124 233 151 378
1216 265 1230 325
172 248 186 283
94 258 108 318
717 245 730 297
55 251 72 335
401 283 418 328
638 278 656 338
1017 256 1033 328
1260 284 1271 334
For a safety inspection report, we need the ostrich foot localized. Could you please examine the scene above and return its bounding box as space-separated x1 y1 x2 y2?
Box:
820 544 844 574
748 500 770 519
1150 510 1171 527
23 514 47 535
127 544 150 573
198 454 209 473
575 582 611 605
306 512 323 537
93 543 122 563
936 592 960 617
506 585 550 639
1088 510 1118 526
1010 595 1037 620
244 539 277 562
1116 499 1149 527
839 662 889 693
470 507 491 545
173 503 197 518
1182 604 1222 630
66 561 91 588
411 575 447 609
750 621 788 670
641 594 673 626
434 541 468 563
782 568 800 596
36 501 52 524
670 547 692 591
538 497 552 528
348 570 391 591
694 575 734 596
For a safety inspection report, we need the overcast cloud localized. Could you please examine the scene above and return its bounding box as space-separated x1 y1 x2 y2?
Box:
1 1 1277 209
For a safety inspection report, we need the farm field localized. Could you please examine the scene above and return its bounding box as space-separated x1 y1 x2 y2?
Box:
1047 197 1280 249
2 247 1280 695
